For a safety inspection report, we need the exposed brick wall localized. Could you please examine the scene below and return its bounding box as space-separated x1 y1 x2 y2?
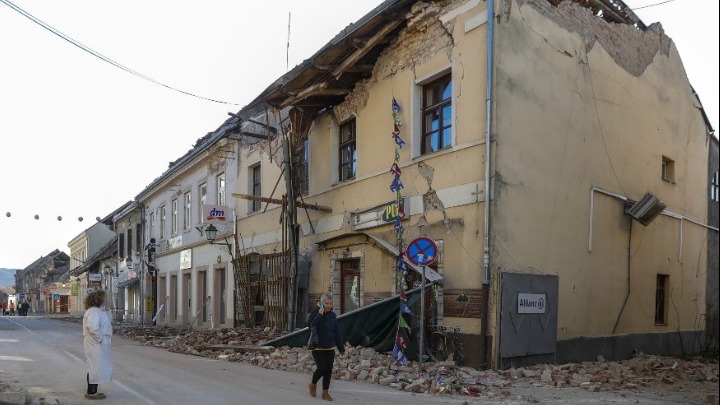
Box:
443 288 485 318
333 0 459 122
512 0 672 77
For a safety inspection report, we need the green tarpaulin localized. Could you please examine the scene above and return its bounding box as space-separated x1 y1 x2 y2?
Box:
266 286 423 360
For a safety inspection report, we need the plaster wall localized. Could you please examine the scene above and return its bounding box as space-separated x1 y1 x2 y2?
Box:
232 0 492 342
491 0 710 350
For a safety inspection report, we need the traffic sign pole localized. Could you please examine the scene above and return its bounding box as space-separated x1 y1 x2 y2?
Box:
420 265 426 371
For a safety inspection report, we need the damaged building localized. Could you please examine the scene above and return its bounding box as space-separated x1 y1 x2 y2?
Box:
139 0 717 369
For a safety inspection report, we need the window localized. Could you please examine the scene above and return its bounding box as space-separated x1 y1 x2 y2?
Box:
171 199 178 234
421 74 452 154
339 119 357 181
160 206 167 239
127 228 133 256
184 192 191 230
216 173 226 206
250 164 262 212
150 212 156 240
298 140 310 194
661 156 675 183
340 259 361 314
199 183 207 221
655 274 669 325
118 234 125 259
711 170 719 202
136 223 142 252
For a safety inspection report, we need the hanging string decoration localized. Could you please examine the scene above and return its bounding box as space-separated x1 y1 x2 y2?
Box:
390 97 413 366
3 212 88 222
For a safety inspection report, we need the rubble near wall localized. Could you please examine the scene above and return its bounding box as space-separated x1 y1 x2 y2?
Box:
113 323 718 403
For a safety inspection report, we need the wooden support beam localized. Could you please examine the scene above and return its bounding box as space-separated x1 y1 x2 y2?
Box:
332 20 401 79
314 63 375 73
279 83 350 108
232 193 332 213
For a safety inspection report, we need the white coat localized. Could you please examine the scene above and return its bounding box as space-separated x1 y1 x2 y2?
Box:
83 306 113 383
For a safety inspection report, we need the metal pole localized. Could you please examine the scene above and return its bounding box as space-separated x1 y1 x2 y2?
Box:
419 265 426 370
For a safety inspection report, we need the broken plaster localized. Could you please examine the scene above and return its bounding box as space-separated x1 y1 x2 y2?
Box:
512 0 671 77
417 161 453 232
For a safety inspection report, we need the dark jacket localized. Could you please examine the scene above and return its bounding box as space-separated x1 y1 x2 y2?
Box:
308 308 345 353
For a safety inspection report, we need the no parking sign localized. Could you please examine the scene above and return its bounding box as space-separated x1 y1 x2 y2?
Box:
406 237 438 266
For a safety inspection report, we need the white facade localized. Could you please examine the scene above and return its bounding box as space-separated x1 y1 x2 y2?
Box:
137 124 241 327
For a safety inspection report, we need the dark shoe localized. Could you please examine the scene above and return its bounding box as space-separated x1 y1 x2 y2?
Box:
85 393 106 400
308 383 317 397
321 390 333 401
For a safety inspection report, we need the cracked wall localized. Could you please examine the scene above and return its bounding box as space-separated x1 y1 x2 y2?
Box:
491 0 710 344
512 0 672 77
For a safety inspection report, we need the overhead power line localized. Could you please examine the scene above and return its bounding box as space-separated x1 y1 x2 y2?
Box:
631 0 677 11
0 0 241 106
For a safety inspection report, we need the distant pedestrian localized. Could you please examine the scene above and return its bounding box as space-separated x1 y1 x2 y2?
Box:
1 301 6 315
8 301 14 316
307 293 345 401
21 301 30 316
82 290 113 400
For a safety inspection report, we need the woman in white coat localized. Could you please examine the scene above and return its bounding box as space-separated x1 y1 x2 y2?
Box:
83 290 113 400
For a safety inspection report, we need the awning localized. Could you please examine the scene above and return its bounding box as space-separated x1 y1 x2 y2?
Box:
117 278 139 288
317 232 443 282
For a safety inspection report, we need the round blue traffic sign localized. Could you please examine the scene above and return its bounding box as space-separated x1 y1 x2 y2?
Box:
406 237 438 266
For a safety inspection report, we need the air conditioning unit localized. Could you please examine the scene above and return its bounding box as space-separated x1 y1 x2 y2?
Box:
625 192 666 226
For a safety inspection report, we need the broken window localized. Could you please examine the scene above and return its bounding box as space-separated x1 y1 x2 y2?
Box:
422 74 452 154
339 119 357 182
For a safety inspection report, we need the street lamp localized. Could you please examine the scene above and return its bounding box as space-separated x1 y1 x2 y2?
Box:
206 224 232 254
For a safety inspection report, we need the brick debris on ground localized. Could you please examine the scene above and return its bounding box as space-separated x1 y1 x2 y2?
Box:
18 317 720 404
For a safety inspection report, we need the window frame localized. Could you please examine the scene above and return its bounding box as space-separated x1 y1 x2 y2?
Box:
711 170 719 202
149 212 156 241
338 119 357 182
216 173 226 206
339 258 361 314
655 274 669 325
183 191 192 230
171 199 178 235
298 140 310 195
250 164 262 213
661 156 675 183
199 182 207 222
159 206 166 240
421 73 453 155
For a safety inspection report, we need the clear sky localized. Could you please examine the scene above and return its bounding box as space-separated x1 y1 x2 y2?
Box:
1 0 717 269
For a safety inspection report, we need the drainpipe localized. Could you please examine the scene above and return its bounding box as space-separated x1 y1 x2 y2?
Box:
482 0 496 369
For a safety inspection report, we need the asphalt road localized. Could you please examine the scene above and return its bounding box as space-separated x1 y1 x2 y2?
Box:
1 315 711 404
0 315 479 404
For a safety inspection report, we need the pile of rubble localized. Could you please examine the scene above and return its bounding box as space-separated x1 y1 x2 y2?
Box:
112 323 718 401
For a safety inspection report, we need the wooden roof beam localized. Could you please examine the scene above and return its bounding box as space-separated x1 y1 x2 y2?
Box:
232 193 333 213
280 82 351 108
332 20 401 79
